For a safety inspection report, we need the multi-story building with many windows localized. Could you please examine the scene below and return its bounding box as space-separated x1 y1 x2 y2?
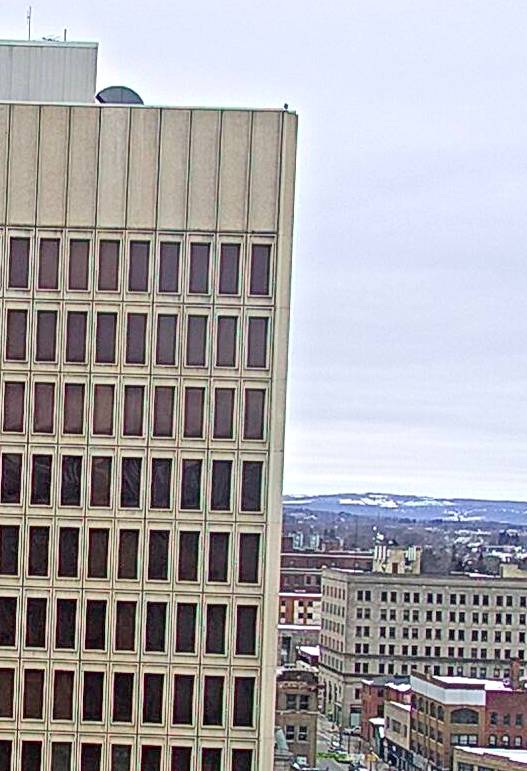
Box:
0 40 297 771
320 566 527 729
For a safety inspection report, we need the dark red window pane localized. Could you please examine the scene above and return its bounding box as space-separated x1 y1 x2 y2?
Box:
218 243 240 294
38 238 59 289
8 237 29 288
249 244 271 295
98 240 119 290
69 239 89 290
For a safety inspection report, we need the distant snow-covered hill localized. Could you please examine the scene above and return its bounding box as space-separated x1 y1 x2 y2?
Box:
283 492 527 525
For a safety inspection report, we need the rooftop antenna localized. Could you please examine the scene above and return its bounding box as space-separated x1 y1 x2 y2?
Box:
63 28 67 42
26 6 32 41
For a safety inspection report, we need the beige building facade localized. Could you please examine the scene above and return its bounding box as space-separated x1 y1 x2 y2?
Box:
0 89 297 771
320 569 527 728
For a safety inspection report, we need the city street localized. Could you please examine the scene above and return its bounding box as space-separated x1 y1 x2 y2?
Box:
317 714 361 771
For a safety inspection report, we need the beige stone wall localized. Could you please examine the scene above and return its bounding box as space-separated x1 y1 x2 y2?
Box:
0 103 297 771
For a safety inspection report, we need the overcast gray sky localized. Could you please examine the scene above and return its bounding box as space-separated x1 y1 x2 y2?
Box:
5 1 527 500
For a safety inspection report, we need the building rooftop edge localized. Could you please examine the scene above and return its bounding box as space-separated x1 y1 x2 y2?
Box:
0 99 296 114
0 39 98 48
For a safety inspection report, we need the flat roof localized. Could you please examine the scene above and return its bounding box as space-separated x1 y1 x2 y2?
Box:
0 39 97 48
386 701 411 712
434 676 511 691
456 748 527 764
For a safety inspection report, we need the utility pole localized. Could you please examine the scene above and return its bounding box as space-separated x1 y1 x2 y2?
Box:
26 6 32 40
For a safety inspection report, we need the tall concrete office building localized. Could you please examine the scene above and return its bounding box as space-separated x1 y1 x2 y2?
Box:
0 40 297 771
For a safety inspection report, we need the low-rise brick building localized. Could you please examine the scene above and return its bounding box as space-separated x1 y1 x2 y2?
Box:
275 669 319 767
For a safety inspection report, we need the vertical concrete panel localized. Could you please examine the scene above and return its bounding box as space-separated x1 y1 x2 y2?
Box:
97 107 129 228
37 106 69 226
218 111 251 232
187 110 220 231
249 111 282 232
127 108 159 229
67 106 98 227
157 109 190 231
7 104 39 225
0 105 10 224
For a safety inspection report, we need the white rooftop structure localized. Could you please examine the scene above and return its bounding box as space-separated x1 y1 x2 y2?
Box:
0 39 98 102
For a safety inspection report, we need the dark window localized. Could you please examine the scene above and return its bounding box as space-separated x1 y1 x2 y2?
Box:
128 241 149 291
35 310 57 361
208 532 229 581
141 747 161 771
98 240 119 290
0 668 14 717
183 387 204 437
202 749 222 771
55 599 77 649
186 315 207 366
90 456 112 507
81 744 102 771
53 670 74 720
117 530 139 579
180 459 202 510
244 389 265 439
51 743 72 771
159 241 180 292
148 531 169 580
1 453 22 503
69 239 89 290
58 529 79 577
213 388 234 438
232 749 253 771
250 244 271 295
120 457 142 508
23 669 44 718
63 383 84 433
5 308 27 360
206 605 226 654
8 236 29 288
87 529 109 579
25 597 47 647
95 313 117 363
241 461 263 511
218 243 240 294
60 456 82 506
211 461 232 510
115 601 136 651
172 674 194 724
239 534 260 583
143 673 164 723
189 243 210 293
178 532 199 581
153 386 175 437
125 313 147 364
21 742 42 771
0 597 16 645
150 458 172 509
123 385 144 436
236 606 257 655
28 526 49 575
113 672 134 722
203 676 224 725
156 314 177 365
85 600 106 650
38 239 59 289
216 316 237 366
31 455 52 505
65 311 87 362
3 381 25 431
146 602 167 651
33 382 55 433
247 317 268 368
171 748 192 771
111 746 131 771
83 672 104 720
0 526 18 574
0 741 11 771
233 677 255 726
175 603 196 653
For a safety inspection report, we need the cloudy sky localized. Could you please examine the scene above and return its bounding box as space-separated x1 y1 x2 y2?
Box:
4 1 527 501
